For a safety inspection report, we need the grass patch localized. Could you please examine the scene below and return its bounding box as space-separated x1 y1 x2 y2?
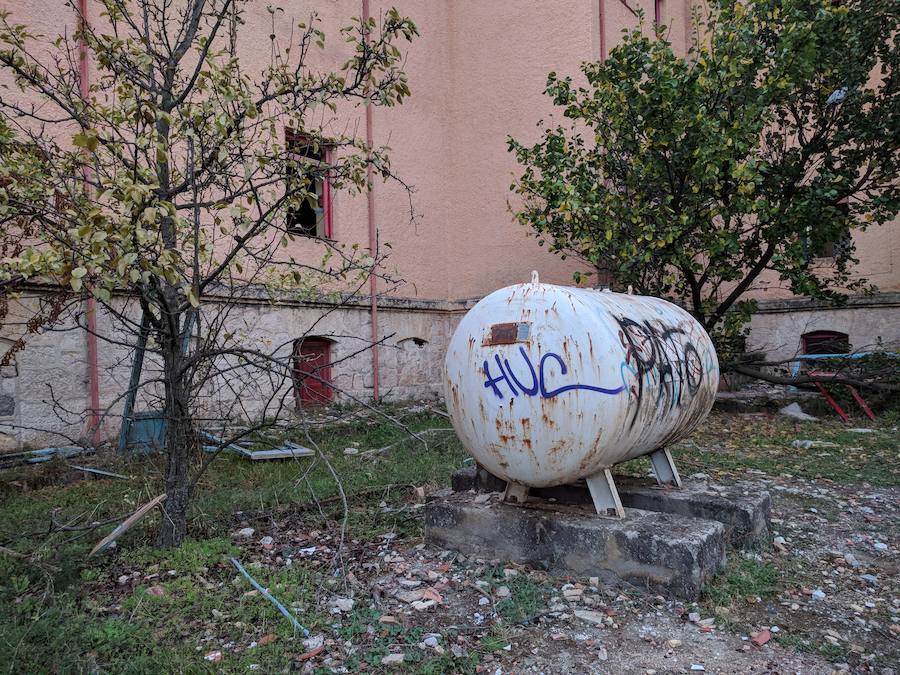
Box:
671 411 899 486
778 634 848 662
0 404 465 673
702 554 780 611
479 569 550 624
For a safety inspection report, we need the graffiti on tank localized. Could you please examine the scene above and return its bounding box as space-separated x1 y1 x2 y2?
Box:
615 316 707 428
482 346 625 400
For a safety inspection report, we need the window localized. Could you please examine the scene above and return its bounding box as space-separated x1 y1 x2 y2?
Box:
810 199 852 259
292 337 333 406
285 129 333 238
801 330 850 356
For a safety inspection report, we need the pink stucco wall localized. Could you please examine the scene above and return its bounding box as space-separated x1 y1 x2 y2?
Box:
2 0 897 302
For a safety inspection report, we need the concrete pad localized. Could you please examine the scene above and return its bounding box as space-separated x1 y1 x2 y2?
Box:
615 478 771 549
425 491 726 600
450 467 771 549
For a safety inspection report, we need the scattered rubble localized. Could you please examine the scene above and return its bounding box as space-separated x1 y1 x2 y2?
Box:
779 402 819 421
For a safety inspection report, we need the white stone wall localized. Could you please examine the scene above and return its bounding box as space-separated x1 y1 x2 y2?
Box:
746 295 900 360
0 292 463 451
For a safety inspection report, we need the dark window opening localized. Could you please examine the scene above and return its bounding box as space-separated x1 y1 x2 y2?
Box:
801 330 850 356
398 337 428 348
292 337 333 406
811 199 852 259
285 129 332 238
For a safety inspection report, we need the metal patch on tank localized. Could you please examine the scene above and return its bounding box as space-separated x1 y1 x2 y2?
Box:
483 322 531 346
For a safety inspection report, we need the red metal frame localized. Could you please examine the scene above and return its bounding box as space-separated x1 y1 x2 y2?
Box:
322 146 334 239
809 371 876 423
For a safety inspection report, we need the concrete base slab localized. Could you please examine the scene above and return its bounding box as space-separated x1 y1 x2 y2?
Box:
615 478 771 549
450 467 770 549
425 491 726 600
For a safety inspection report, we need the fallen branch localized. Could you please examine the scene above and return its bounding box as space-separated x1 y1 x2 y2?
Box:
358 428 455 458
70 465 130 480
0 544 61 573
730 364 900 393
89 493 167 556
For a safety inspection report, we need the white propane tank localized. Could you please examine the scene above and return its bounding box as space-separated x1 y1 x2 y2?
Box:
444 272 719 489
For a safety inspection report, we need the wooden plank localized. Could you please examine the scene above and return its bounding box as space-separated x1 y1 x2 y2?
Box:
89 493 166 556
245 446 314 461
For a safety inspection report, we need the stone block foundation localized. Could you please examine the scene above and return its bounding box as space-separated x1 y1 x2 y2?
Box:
425 490 726 600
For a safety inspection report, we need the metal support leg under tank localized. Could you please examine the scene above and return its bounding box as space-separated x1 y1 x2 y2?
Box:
585 468 626 518
649 448 682 488
503 481 530 505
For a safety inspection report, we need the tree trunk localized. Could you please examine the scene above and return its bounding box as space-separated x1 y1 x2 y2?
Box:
158 329 193 547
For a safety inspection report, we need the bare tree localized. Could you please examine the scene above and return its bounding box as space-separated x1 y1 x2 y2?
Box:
0 0 418 546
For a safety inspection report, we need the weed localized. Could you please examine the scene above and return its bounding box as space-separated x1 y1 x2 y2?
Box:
702 554 780 610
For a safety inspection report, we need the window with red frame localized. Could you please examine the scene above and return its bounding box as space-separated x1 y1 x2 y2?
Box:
285 129 333 239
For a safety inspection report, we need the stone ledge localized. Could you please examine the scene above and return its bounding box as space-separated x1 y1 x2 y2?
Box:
425 491 726 600
450 467 771 549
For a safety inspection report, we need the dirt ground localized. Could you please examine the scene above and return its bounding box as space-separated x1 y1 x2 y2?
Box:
2 407 897 673
195 475 898 673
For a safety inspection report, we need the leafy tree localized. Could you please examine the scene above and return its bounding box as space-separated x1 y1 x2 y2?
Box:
509 0 900 356
0 0 417 546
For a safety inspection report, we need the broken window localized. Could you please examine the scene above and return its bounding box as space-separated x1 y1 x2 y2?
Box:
285 129 333 238
810 199 852 259
801 330 850 356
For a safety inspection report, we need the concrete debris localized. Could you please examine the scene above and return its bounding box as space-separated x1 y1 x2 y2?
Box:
574 609 607 626
332 597 354 613
302 635 324 651
780 403 818 421
792 439 838 449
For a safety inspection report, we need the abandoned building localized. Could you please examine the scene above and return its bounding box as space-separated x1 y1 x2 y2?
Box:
1 0 898 450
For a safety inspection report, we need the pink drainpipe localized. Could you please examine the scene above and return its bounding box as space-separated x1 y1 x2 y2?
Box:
78 0 101 439
362 0 380 401
599 0 607 59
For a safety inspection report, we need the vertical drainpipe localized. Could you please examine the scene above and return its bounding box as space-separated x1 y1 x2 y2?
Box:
654 0 662 26
362 0 380 401
599 0 607 60
78 0 101 439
